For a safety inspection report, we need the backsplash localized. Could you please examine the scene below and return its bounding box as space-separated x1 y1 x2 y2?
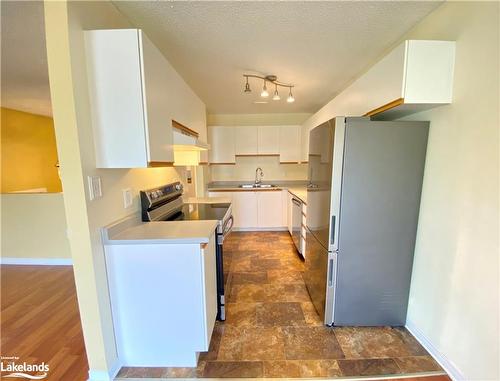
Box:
209 155 308 182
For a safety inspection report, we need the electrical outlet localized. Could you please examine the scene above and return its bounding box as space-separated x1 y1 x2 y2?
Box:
122 188 133 209
87 176 102 201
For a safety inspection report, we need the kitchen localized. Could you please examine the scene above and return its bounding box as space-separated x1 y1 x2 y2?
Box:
1 1 498 381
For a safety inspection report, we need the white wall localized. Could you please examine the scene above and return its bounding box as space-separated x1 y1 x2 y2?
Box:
401 3 499 380
44 1 198 379
1 193 71 260
208 113 310 183
210 155 307 182
301 2 499 380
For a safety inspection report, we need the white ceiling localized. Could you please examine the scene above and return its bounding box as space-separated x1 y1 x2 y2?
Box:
1 1 52 117
113 1 442 114
0 1 442 118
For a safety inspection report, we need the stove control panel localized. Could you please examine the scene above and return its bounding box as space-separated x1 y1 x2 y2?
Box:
140 182 183 218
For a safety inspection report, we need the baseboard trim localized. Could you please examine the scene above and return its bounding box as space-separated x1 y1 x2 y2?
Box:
0 257 73 266
232 227 288 232
406 319 464 381
87 359 122 381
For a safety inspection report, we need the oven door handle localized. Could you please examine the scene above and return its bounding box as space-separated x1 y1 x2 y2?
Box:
222 215 234 239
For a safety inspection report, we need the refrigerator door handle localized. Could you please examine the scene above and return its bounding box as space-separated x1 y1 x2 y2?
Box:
330 215 336 246
328 258 334 287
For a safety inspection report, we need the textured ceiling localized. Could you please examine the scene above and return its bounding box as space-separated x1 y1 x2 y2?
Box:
1 1 442 117
1 1 52 116
113 1 442 114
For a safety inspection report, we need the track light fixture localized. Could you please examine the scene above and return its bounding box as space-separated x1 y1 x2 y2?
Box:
243 74 295 103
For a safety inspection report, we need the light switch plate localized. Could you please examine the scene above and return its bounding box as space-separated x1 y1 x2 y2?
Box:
87 176 102 201
122 188 133 209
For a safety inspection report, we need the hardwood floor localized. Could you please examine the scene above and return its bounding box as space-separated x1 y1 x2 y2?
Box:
1 265 88 381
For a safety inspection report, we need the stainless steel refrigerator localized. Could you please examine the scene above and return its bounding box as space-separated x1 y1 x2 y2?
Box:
303 117 429 326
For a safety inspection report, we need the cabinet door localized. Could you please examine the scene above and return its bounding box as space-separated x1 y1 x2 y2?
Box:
208 126 235 164
202 233 217 349
279 125 301 163
257 191 283 228
234 126 258 155
258 126 280 154
140 31 174 164
301 125 309 163
232 192 258 228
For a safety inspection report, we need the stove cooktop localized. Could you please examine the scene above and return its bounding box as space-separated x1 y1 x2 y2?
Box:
160 203 231 222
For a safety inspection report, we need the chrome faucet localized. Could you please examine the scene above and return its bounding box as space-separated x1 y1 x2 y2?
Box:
255 167 264 185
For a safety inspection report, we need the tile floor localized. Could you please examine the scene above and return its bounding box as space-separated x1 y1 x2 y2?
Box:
117 231 444 379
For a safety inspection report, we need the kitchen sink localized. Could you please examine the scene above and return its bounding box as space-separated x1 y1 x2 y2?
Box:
239 184 278 188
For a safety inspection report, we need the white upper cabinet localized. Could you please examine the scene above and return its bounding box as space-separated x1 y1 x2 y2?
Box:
279 125 301 163
258 126 280 155
208 126 236 164
234 126 258 155
85 29 207 168
300 124 309 163
333 40 455 120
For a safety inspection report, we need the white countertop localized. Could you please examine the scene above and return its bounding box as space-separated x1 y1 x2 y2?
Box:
102 195 232 245
105 220 219 245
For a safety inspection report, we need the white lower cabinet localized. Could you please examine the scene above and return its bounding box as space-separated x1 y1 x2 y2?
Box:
209 190 285 229
233 192 258 228
104 234 217 367
257 191 283 228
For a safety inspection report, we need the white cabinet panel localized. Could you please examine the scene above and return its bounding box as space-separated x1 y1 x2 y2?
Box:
258 126 280 154
208 126 235 164
234 126 258 155
201 234 217 348
279 125 301 163
232 192 258 228
140 32 175 164
301 125 310 163
257 191 283 228
287 191 293 234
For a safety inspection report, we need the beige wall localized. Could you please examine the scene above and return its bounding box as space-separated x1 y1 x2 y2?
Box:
208 113 310 183
401 3 499 380
1 193 71 259
44 1 194 378
1 107 62 193
301 2 499 379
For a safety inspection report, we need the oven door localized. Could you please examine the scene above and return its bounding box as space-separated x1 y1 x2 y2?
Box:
216 214 233 321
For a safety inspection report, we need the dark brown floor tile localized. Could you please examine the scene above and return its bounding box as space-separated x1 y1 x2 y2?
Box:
283 326 345 360
250 258 282 270
267 269 304 284
117 367 168 378
203 361 263 378
229 284 267 302
231 271 268 284
334 326 426 359
301 302 324 326
263 360 301 377
218 326 285 361
338 358 400 376
392 327 429 356
284 283 311 302
199 322 224 361
165 361 205 378
225 303 260 327
297 359 343 377
395 355 443 373
256 302 306 327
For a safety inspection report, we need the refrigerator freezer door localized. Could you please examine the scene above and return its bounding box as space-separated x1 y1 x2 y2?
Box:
306 118 346 250
303 227 330 322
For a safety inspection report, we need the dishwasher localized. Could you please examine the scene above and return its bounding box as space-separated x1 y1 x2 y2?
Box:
291 196 303 254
